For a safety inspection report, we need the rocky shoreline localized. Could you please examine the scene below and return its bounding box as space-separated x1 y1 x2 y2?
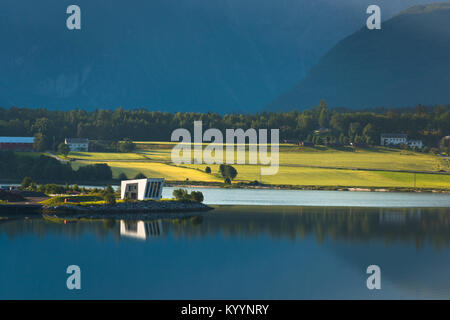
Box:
41 200 213 219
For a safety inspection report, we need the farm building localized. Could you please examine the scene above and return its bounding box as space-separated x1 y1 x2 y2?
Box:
407 139 423 149
0 137 34 151
120 178 165 201
380 134 423 149
65 138 89 151
380 134 407 146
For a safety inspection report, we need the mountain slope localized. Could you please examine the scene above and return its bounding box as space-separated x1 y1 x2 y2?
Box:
268 3 450 111
0 0 438 113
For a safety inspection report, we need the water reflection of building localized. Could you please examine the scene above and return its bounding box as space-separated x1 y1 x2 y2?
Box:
120 220 163 240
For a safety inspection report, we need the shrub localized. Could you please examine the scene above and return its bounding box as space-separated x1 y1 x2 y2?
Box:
190 191 204 203
430 148 440 155
104 193 116 205
173 188 188 200
172 189 204 203
205 166 211 174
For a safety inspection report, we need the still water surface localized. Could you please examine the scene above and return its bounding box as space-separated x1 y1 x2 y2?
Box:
163 187 450 207
1 203 450 299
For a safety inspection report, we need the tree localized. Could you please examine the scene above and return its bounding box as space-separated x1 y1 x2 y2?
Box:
33 133 48 152
190 191 204 203
362 123 377 145
57 142 70 156
21 177 33 189
134 172 146 179
118 172 128 180
318 106 329 128
173 188 188 200
219 164 238 180
119 139 135 153
104 185 115 195
104 193 116 205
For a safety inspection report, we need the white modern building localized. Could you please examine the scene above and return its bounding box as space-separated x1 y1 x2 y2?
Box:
120 178 165 200
65 138 89 152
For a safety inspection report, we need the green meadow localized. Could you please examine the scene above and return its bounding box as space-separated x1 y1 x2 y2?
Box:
65 143 450 190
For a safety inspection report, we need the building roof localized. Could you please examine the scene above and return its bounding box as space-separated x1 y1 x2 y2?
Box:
121 178 165 183
381 133 407 138
65 138 89 144
0 137 34 143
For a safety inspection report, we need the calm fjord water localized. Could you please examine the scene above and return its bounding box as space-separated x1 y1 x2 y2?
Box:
1 190 450 299
162 187 450 207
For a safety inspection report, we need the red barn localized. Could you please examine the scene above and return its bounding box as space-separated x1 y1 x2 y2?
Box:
0 137 34 151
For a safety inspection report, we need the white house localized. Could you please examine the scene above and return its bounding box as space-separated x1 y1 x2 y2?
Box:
65 138 89 152
380 134 407 146
120 178 165 200
380 134 423 149
408 139 423 149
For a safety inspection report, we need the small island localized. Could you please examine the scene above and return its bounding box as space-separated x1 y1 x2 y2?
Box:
0 178 213 220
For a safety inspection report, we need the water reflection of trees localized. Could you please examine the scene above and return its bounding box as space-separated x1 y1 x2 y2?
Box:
1 206 449 249
166 207 450 249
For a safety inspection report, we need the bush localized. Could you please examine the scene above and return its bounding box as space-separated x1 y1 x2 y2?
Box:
430 148 440 155
104 193 116 205
173 188 188 200
205 166 211 174
172 189 204 203
190 191 204 203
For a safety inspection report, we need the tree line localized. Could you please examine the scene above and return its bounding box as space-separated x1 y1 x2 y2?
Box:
0 102 448 150
0 151 112 183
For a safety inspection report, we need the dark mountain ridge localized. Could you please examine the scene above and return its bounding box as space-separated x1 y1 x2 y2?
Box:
268 3 450 111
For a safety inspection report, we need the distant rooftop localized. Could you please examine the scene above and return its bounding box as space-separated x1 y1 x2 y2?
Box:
0 137 34 143
381 133 407 138
65 138 89 144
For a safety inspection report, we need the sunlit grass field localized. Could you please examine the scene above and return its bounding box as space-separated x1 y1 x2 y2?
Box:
70 161 221 182
181 163 450 188
66 142 450 189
